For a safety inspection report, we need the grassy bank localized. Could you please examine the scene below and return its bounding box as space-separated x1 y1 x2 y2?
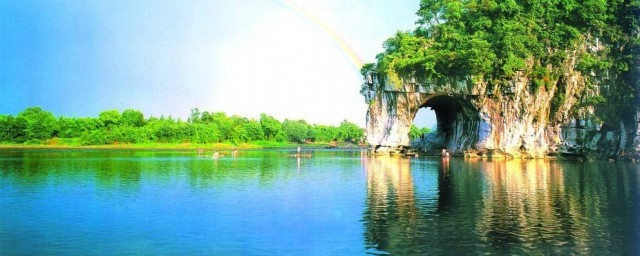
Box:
0 139 362 150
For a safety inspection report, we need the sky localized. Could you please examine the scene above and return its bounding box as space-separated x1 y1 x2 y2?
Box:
0 0 435 128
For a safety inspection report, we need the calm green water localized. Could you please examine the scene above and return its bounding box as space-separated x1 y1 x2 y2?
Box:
1 149 639 255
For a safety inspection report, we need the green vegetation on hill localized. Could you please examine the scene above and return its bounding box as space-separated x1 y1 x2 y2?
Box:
0 107 364 147
364 0 639 122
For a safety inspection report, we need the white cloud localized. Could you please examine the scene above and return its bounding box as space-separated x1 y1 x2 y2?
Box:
212 4 367 126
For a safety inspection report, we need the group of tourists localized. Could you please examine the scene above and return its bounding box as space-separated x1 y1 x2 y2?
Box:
210 147 238 159
207 146 308 159
441 148 450 157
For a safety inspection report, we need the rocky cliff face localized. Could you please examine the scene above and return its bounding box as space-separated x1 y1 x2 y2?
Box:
633 28 640 156
363 42 640 160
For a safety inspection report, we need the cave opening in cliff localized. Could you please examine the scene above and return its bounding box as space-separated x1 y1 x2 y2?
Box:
412 95 480 153
413 107 436 132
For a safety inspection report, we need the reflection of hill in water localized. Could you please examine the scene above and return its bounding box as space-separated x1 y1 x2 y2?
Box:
362 157 640 255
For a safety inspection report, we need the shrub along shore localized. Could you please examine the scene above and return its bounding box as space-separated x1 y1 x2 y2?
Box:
0 141 354 150
0 107 365 149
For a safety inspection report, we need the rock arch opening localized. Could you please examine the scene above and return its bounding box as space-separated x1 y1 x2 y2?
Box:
411 95 482 155
411 107 436 138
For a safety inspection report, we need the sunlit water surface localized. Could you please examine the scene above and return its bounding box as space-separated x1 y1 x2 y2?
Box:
1 149 639 255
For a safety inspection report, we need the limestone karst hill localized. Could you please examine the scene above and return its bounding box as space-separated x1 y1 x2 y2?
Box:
362 0 639 159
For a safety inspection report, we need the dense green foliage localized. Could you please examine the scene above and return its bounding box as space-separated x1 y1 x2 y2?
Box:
366 0 639 121
409 125 433 140
0 107 365 146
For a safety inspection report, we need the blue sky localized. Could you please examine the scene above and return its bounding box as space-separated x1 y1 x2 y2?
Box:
1 0 435 127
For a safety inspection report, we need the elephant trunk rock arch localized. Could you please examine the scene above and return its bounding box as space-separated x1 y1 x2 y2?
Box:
362 72 639 159
363 77 494 156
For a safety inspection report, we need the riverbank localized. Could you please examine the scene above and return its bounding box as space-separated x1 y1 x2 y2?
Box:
0 140 366 150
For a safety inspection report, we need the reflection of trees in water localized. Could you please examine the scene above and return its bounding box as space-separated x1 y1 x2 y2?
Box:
561 161 639 254
475 160 569 253
186 151 304 189
476 160 639 254
363 157 418 253
362 156 483 254
3 150 369 191
2 150 308 194
362 157 640 255
95 159 142 192
1 151 143 191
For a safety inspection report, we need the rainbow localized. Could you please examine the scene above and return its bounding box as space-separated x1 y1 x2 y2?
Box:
272 0 364 71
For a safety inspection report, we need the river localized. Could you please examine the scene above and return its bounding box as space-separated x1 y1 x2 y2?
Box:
1 149 639 255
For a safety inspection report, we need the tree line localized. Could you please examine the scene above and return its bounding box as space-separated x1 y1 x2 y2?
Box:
371 0 638 82
0 107 366 146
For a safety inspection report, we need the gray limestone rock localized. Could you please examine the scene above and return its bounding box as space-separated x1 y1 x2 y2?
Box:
362 63 639 159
